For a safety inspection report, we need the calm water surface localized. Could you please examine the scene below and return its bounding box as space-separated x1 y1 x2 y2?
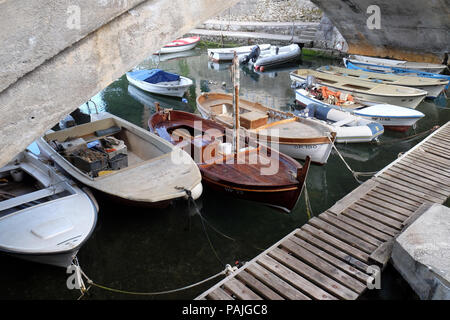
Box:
1 48 449 300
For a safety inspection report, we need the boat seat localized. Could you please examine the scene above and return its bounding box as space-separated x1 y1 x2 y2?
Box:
239 111 268 129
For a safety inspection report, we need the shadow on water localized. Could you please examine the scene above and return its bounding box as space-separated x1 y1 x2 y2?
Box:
1 47 449 300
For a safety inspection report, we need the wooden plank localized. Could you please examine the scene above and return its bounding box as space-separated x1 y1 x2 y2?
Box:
377 176 445 204
423 148 450 162
374 182 425 205
423 141 450 157
402 156 450 179
366 190 420 212
381 171 449 200
319 212 383 246
393 162 450 186
257 255 337 300
369 240 394 267
268 248 359 300
431 134 450 144
406 154 450 175
288 234 372 283
235 271 284 300
207 287 234 300
324 210 392 242
246 263 310 300
357 198 410 221
387 166 450 195
223 279 263 300
411 150 450 167
301 224 370 262
280 239 367 294
309 217 378 253
327 178 378 215
294 229 370 272
351 204 403 229
341 208 398 237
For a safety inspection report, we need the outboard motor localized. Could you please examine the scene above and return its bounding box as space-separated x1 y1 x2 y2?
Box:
305 75 317 89
242 45 261 64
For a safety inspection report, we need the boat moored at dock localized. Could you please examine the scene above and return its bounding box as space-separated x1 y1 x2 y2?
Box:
37 112 203 207
0 150 98 267
156 36 200 54
290 69 427 109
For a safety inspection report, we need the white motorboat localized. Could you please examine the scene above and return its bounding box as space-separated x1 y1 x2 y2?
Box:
295 86 425 132
344 55 448 74
207 44 271 62
126 69 193 98
290 69 427 109
317 65 448 99
253 44 302 71
0 149 98 267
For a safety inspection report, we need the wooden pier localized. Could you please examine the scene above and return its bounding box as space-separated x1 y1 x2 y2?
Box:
195 121 450 300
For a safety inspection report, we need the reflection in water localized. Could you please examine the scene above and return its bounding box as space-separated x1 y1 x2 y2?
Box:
1 48 447 300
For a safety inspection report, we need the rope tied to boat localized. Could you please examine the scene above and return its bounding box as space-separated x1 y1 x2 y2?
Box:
326 134 378 184
74 258 236 299
372 125 440 145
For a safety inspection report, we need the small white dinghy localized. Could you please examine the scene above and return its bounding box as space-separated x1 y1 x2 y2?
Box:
156 36 200 54
253 44 302 71
0 149 98 267
127 69 193 98
207 44 271 62
295 85 425 132
297 103 384 143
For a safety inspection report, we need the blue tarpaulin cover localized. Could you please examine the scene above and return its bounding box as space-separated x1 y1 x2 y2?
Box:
128 69 180 84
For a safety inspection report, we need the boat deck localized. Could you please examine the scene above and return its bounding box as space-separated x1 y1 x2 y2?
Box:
195 121 450 300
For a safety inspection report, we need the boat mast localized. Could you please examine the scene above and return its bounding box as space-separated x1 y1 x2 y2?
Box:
232 51 240 154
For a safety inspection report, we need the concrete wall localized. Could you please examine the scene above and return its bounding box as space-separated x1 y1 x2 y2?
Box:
311 0 450 63
213 0 322 22
0 0 239 167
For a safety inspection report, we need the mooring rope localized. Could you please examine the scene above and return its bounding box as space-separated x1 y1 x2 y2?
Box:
327 134 378 184
76 261 235 299
373 125 439 145
304 184 314 220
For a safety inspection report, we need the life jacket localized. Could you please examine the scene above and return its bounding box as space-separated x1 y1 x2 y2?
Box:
320 86 353 106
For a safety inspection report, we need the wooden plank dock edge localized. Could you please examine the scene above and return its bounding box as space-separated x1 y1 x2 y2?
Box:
195 121 450 300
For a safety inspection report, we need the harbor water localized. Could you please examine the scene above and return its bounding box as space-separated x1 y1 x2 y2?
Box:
1 48 449 300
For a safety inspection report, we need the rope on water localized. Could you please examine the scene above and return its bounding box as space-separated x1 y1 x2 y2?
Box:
76 259 235 299
327 134 378 184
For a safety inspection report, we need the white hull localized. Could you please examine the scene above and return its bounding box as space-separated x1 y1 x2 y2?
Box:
159 42 198 54
127 73 193 97
254 44 301 70
290 73 425 109
295 89 424 132
0 151 98 268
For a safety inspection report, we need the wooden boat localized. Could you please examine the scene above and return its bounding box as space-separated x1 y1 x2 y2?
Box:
196 92 336 164
295 86 425 132
148 109 310 213
344 59 450 90
156 36 200 54
317 65 448 99
253 44 302 72
344 54 448 74
36 112 203 207
297 104 384 143
207 44 271 62
0 149 98 267
290 69 427 109
127 69 193 98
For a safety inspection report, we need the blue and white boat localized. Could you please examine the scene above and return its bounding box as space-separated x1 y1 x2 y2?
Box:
126 69 193 97
344 59 450 90
295 87 425 133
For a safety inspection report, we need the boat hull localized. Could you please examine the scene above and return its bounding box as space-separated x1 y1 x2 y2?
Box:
157 36 200 54
345 56 447 74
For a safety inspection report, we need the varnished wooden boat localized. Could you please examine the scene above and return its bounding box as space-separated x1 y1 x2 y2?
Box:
196 92 336 164
148 110 311 213
37 112 203 207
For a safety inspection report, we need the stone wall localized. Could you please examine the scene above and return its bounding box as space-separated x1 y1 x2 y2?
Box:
214 0 322 22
